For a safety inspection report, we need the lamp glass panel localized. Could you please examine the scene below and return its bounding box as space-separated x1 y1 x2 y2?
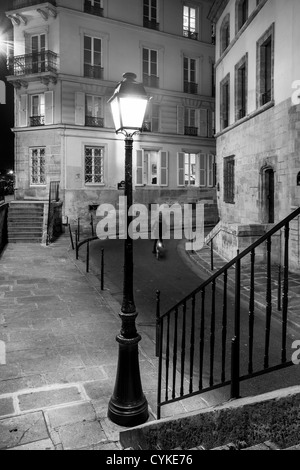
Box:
110 98 121 131
119 97 148 130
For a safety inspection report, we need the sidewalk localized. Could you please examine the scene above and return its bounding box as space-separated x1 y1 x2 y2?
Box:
188 245 300 330
0 234 205 451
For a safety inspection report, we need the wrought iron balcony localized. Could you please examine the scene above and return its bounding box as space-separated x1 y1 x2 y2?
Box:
184 81 198 94
238 108 246 120
143 18 159 30
184 126 198 136
30 115 45 127
84 64 104 80
85 116 104 128
142 121 152 132
183 29 198 40
84 1 103 17
143 74 159 88
261 90 272 105
13 0 56 8
8 51 58 77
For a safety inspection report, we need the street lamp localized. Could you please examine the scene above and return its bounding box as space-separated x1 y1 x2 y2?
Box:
107 72 149 427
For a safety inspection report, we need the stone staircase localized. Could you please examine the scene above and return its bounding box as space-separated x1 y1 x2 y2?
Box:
7 202 45 243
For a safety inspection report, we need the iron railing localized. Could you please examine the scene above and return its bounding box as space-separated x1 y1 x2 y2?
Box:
46 181 60 245
183 29 198 40
261 90 272 105
184 81 198 94
143 19 160 30
9 51 58 76
142 121 152 132
184 126 198 136
84 1 103 16
13 0 56 8
84 64 104 80
30 115 45 127
85 116 104 128
143 74 159 88
156 206 300 419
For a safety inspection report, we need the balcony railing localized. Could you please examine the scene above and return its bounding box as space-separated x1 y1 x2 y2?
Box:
238 108 246 120
143 74 159 88
13 0 56 8
84 2 103 17
142 121 152 132
9 51 58 77
184 126 198 136
84 64 104 80
261 89 272 105
183 29 198 40
30 115 45 127
184 81 198 94
85 116 104 128
143 18 159 30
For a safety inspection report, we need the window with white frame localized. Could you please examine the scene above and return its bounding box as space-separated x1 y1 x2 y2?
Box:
136 149 168 186
84 0 103 16
30 148 46 185
85 146 104 184
143 0 159 29
142 48 159 88
184 57 197 94
183 5 197 40
184 108 197 136
30 94 45 126
177 152 215 187
31 34 46 73
84 35 103 79
85 95 104 127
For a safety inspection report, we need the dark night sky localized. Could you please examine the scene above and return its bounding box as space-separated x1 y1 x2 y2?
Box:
0 0 14 172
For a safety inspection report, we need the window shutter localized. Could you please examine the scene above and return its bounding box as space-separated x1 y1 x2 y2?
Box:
44 91 53 125
207 154 214 187
177 152 185 186
75 92 85 126
199 153 207 187
136 149 144 186
160 151 168 186
177 106 184 135
198 108 208 137
19 94 28 127
152 103 160 132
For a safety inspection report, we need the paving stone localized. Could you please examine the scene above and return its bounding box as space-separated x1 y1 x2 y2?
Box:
0 397 15 417
18 386 82 411
47 402 96 428
57 420 107 450
84 380 114 401
0 412 48 450
8 438 55 450
0 375 46 395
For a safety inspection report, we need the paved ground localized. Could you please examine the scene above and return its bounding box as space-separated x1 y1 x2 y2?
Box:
0 232 299 450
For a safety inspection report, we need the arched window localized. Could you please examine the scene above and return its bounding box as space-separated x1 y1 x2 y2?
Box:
236 0 248 33
220 14 230 55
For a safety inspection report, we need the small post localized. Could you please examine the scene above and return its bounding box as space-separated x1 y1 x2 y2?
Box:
86 241 90 273
211 239 214 271
277 264 282 311
101 248 104 291
77 218 80 242
69 224 74 250
75 230 79 260
156 290 161 358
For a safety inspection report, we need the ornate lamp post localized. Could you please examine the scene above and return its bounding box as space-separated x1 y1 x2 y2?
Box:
107 72 149 427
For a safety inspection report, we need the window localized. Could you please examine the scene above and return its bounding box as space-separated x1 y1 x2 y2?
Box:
184 57 197 94
136 150 168 186
84 35 103 79
236 0 248 33
220 14 230 55
30 94 45 126
224 156 235 204
257 25 274 107
143 0 159 30
143 102 160 132
143 48 159 88
31 34 46 73
183 5 198 40
220 74 230 130
85 146 104 184
235 54 248 120
84 0 103 16
30 148 46 185
178 153 215 187
185 108 197 136
85 95 104 127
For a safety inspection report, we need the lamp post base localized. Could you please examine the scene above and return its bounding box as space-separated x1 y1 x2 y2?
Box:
108 334 149 427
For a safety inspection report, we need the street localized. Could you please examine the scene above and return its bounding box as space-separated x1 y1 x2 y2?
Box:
84 236 300 407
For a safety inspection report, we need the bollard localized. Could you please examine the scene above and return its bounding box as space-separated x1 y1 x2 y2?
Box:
101 248 104 291
156 290 161 357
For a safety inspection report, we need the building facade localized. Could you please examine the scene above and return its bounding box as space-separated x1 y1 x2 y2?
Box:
6 0 217 227
208 0 300 270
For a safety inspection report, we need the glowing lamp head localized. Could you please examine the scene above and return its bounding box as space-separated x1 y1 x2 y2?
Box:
108 73 148 134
